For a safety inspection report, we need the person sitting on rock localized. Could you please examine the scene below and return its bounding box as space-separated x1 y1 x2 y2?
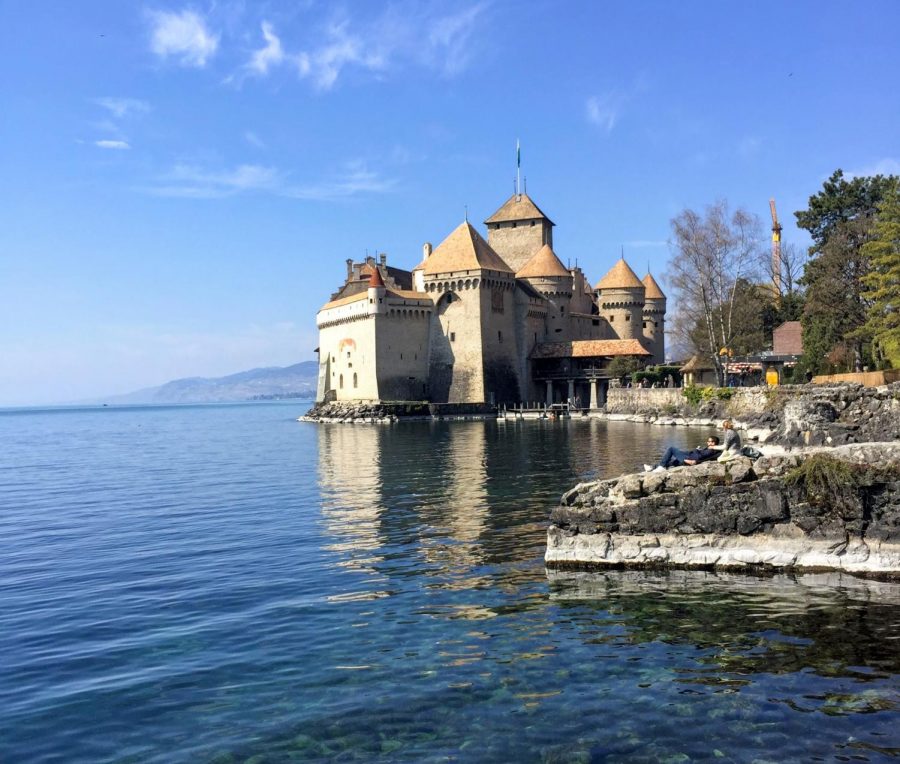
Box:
717 419 742 462
644 436 721 472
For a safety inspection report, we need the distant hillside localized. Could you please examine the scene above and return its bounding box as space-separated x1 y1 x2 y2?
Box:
102 362 319 404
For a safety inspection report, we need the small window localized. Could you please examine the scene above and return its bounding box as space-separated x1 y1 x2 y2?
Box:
642 321 647 328
400 353 403 359
609 315 614 322
347 351 351 358
339 374 344 389
450 332 456 342
592 319 599 326
369 298 373 304
655 321 659 328
625 315 630 321
530 220 535 227
498 330 503 343
353 373 358 388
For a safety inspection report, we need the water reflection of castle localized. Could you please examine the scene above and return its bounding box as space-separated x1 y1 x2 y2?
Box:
315 420 688 583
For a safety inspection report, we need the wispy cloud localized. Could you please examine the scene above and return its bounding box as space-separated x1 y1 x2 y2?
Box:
586 92 624 132
249 21 284 75
624 240 667 248
146 161 395 200
245 131 266 149
150 163 281 198
95 139 131 150
229 3 488 90
94 97 150 119
426 4 486 76
148 9 219 67
846 157 900 178
294 19 384 90
285 164 396 200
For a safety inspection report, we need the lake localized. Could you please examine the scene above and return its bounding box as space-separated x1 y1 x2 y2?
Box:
2 402 899 762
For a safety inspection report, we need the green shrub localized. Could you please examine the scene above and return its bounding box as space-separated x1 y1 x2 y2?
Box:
682 386 734 406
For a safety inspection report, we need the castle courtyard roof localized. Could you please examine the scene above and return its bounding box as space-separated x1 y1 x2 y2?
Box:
424 222 514 276
642 272 666 299
515 244 570 279
594 258 644 291
484 193 555 226
531 339 651 359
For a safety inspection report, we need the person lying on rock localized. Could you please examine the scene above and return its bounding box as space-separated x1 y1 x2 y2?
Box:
644 437 721 472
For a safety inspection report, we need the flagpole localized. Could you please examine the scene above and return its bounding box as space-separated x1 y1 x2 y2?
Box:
516 139 521 197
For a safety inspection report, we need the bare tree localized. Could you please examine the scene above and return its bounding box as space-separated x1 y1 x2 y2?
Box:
761 240 807 301
668 201 764 385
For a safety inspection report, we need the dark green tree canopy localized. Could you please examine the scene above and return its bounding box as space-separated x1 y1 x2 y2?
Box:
795 169 898 249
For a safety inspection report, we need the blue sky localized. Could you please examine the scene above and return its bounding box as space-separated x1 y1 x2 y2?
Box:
2 1 899 405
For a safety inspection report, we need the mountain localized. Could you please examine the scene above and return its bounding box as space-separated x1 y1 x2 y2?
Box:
101 362 319 404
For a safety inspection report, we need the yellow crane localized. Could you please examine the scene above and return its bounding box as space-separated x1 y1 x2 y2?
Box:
769 198 783 304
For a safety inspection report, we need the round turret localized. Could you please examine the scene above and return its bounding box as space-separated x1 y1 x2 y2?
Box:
595 258 645 340
641 272 666 364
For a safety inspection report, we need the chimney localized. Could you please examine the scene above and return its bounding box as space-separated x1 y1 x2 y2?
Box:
379 253 387 266
346 258 353 279
423 242 433 259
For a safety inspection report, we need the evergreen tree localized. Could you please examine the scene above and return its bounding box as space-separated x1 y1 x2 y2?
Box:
795 170 898 373
860 187 900 367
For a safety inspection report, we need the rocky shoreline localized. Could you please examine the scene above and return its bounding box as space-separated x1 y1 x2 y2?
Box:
300 400 496 423
546 443 900 579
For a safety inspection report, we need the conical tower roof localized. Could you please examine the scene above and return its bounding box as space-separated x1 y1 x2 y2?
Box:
515 244 570 279
484 193 555 226
424 222 513 276
642 272 666 299
368 266 385 287
594 258 644 290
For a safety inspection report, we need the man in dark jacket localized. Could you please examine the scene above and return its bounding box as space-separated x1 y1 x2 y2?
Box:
645 437 720 471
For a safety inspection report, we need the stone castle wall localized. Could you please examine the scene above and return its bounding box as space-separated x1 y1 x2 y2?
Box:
487 221 550 273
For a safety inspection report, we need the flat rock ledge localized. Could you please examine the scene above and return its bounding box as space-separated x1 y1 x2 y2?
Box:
300 401 496 424
546 443 900 579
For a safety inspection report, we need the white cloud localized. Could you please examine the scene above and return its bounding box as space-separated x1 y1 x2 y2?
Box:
249 21 284 74
227 3 487 91
426 4 486 75
151 163 281 198
148 9 219 67
624 240 667 248
285 164 396 200
296 20 384 91
94 97 150 119
846 158 900 178
95 140 131 150
586 93 623 132
147 161 395 201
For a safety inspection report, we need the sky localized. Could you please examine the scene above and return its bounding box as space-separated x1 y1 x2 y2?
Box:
2 1 899 405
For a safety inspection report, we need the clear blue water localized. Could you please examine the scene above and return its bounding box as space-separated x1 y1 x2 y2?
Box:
2 402 899 763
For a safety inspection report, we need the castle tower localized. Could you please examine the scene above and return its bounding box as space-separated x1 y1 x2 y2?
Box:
641 272 666 364
484 193 555 274
422 221 520 404
595 258 645 341
367 263 387 314
516 243 573 339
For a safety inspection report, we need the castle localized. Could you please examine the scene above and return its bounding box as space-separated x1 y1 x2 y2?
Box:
315 190 666 408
